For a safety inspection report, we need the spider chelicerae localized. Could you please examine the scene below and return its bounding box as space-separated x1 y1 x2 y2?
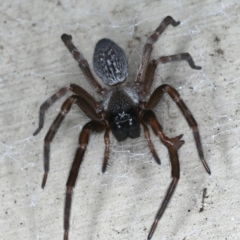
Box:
33 16 211 240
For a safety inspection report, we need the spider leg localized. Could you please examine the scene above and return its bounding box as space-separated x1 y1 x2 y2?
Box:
64 120 106 240
140 120 161 164
41 95 101 189
141 53 202 96
145 84 211 174
102 127 111 173
33 84 99 136
141 109 184 240
134 16 180 87
156 53 202 69
61 34 106 95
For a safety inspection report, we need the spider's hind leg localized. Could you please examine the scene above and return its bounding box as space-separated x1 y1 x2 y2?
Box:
141 109 184 239
64 120 106 240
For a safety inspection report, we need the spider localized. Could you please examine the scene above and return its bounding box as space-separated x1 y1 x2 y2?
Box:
33 16 211 240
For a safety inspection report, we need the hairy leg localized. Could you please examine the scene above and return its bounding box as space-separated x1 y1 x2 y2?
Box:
134 16 180 88
145 85 211 174
33 84 99 136
64 121 106 240
61 34 106 95
141 53 201 96
141 109 184 239
41 95 101 188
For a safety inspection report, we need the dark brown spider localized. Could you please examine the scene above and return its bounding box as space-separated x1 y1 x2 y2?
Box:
33 16 211 240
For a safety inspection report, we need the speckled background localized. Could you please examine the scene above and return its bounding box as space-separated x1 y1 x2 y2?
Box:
1 1 240 240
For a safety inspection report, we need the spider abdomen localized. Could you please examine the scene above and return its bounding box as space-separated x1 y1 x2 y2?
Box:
93 38 128 86
104 87 140 141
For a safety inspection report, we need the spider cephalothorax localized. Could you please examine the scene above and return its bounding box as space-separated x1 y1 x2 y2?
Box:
34 16 211 240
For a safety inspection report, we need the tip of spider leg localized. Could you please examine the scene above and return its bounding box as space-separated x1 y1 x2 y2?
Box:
172 21 180 27
153 155 161 165
102 164 107 173
102 158 110 173
178 134 184 139
156 159 161 165
195 66 202 70
175 21 181 26
41 173 48 189
201 159 211 175
61 34 72 41
33 128 41 136
102 167 106 173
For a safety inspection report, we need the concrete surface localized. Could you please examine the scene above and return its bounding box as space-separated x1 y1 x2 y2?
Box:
1 1 240 240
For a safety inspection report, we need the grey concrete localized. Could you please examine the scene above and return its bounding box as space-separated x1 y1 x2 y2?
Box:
1 1 239 240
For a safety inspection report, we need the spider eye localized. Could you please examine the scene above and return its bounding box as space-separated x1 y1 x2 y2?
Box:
93 38 128 86
110 110 140 141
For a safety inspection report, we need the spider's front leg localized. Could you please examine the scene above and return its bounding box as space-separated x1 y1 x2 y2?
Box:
141 109 184 239
61 34 106 95
141 53 202 96
39 95 101 189
33 84 99 136
134 16 180 87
